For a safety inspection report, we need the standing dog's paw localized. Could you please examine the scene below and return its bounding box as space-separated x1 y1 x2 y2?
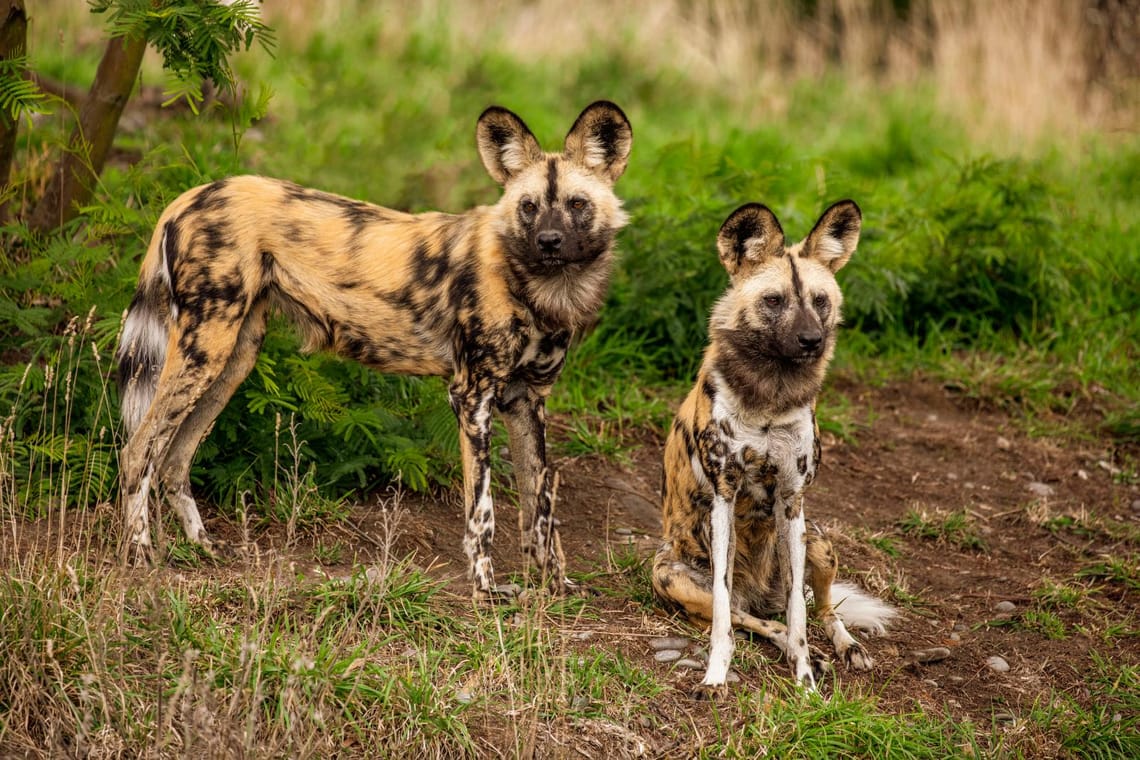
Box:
125 539 154 568
472 583 523 605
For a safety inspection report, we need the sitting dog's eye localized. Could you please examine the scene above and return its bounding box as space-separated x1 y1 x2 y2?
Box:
813 294 829 309
569 198 587 211
763 295 783 308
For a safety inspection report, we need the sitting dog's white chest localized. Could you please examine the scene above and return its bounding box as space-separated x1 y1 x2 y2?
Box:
713 396 817 497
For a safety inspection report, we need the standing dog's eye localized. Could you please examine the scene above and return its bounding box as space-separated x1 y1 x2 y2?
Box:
521 200 538 215
813 294 829 309
763 295 783 308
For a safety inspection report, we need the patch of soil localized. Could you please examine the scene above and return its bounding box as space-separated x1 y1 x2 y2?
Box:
354 376 1140 733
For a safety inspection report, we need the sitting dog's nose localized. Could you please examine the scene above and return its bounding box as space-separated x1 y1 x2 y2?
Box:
537 230 563 253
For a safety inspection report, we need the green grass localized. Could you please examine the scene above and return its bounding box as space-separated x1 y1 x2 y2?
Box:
897 507 989 553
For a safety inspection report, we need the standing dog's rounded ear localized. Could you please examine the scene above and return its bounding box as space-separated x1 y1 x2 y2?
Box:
802 200 861 273
477 106 545 185
563 101 633 184
717 203 785 278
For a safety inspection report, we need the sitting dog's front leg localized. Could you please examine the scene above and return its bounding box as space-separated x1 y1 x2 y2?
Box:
695 430 740 696
777 491 823 688
450 376 504 602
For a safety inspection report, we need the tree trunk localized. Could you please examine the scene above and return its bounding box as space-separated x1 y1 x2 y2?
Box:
0 0 28 225
28 32 145 235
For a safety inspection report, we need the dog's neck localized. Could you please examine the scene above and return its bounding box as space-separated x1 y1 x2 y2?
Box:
707 334 828 420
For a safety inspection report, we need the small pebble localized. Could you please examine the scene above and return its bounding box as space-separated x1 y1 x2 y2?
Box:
953 622 969 632
993 711 1016 723
674 658 704 670
574 631 594 641
638 715 653 729
1026 482 1055 498
726 671 740 683
908 647 952 663
1077 469 1089 481
570 694 591 711
949 632 961 642
987 655 1010 673
614 527 633 536
654 649 683 663
1131 499 1140 512
996 436 1012 451
456 688 474 704
649 636 690 651
922 679 939 688
994 600 1017 613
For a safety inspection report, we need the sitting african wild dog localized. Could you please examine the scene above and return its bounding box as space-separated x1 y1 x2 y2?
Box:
652 200 896 693
115 101 633 600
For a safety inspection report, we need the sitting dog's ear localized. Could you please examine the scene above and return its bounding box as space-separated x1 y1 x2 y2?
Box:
717 203 786 279
563 101 633 185
801 200 861 273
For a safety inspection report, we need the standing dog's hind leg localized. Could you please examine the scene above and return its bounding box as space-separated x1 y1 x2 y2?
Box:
156 305 267 557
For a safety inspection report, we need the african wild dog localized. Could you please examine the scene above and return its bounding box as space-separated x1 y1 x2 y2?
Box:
652 200 896 694
115 101 633 600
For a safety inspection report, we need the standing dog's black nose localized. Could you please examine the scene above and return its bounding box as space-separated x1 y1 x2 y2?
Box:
537 230 563 253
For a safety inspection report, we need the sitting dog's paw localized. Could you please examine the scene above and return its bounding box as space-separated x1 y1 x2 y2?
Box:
691 682 732 701
840 640 874 671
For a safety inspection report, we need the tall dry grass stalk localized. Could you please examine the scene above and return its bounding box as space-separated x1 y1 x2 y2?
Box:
260 0 1138 145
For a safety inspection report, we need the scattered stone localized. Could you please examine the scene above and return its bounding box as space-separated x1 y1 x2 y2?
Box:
947 472 959 481
674 658 704 670
497 446 511 461
649 636 690 651
1131 499 1140 512
495 583 522 598
953 622 969 633
614 527 634 536
551 517 562 527
987 655 1010 673
654 649 683 663
908 647 952 664
638 715 653 729
994 600 1017 613
574 631 594 641
726 671 740 683
1026 481 1055 498
570 694 591 711
456 688 474 704
1097 459 1121 476
949 632 961 642
948 675 965 684
1077 469 1089 481
996 436 1012 451
993 711 1016 723
922 679 939 689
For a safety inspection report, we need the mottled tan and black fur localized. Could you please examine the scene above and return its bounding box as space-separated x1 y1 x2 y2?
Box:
115 102 632 600
652 201 895 694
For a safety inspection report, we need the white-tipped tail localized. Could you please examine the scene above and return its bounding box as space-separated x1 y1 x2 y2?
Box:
830 581 898 636
116 296 168 434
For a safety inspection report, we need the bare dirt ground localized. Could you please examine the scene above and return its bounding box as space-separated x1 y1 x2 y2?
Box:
372 376 1136 737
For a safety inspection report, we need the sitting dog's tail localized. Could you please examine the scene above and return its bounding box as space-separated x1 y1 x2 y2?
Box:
830 581 898 636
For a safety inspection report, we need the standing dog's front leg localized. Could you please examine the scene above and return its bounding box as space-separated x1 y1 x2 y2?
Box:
499 384 568 593
450 375 504 602
776 491 825 688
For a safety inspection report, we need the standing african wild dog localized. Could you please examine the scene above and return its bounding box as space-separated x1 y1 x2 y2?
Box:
115 101 632 600
652 200 896 693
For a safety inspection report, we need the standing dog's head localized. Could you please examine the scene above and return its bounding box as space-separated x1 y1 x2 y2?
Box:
476 101 633 327
710 201 862 410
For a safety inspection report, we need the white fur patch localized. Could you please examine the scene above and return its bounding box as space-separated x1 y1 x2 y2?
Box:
830 581 899 636
117 308 169 434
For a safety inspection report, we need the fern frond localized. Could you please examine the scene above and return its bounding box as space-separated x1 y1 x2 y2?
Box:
0 57 47 121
